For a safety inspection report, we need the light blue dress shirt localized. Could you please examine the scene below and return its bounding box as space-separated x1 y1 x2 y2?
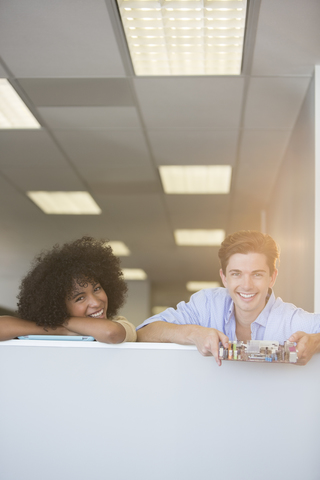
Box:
137 288 320 344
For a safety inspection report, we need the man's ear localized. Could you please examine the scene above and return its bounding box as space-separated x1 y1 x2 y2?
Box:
269 268 278 288
219 268 227 288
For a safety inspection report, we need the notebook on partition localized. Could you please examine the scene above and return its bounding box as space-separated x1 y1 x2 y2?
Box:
18 335 95 341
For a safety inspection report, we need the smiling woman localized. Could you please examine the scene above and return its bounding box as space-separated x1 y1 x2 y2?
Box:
0 237 137 343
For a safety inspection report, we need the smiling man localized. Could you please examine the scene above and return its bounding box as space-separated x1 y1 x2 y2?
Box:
137 231 320 366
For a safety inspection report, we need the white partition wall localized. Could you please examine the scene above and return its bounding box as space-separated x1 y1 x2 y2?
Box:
1 341 320 480
315 65 320 312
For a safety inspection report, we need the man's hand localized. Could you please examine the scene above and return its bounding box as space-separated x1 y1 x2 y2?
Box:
188 327 229 366
288 331 320 365
137 322 229 366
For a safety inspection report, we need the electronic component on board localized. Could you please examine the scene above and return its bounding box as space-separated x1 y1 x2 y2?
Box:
218 340 297 364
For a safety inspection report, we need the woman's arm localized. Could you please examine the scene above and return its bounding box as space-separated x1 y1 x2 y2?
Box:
0 316 73 341
63 317 127 344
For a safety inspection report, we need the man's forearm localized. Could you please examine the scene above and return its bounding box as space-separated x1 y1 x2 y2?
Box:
137 321 229 366
137 321 208 345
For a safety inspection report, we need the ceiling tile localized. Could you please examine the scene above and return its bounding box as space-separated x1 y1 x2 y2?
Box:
0 0 125 77
38 107 141 129
252 0 320 75
0 130 69 167
18 79 134 106
94 194 167 225
164 195 230 229
148 130 239 166
2 165 85 191
79 164 158 184
89 180 162 195
0 64 8 77
53 129 152 167
244 77 311 129
134 77 245 129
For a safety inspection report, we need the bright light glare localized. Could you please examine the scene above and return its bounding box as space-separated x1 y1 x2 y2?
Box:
27 191 101 215
186 281 221 292
0 79 40 129
116 0 247 75
174 229 225 246
122 268 147 280
159 165 232 194
105 241 131 256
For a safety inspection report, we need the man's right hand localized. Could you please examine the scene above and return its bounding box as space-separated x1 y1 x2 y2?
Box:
187 326 229 366
137 322 229 366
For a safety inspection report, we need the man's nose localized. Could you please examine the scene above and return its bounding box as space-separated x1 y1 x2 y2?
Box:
242 275 254 290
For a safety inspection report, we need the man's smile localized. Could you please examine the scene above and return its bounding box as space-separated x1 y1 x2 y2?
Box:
238 293 256 299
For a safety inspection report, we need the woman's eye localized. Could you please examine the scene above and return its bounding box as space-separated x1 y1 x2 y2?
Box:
94 285 101 292
75 296 84 302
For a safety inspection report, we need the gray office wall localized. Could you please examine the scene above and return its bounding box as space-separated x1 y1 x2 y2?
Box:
267 76 315 310
119 279 150 327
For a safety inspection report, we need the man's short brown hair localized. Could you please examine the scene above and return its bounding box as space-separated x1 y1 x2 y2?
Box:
218 230 280 275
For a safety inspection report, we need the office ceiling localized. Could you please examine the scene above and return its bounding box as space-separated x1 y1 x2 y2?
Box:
0 0 320 311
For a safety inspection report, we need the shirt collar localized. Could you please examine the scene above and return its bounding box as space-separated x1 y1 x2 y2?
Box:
252 288 276 327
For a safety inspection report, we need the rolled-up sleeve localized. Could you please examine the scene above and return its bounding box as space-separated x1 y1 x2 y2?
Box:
113 316 137 342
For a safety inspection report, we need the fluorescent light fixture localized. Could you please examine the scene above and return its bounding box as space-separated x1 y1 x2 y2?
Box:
105 241 131 256
116 0 247 75
27 191 102 215
152 306 170 315
159 165 232 194
0 79 40 129
122 268 147 280
186 281 220 292
174 229 225 246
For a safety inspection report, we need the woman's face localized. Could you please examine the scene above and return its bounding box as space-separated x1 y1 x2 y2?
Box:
65 280 108 319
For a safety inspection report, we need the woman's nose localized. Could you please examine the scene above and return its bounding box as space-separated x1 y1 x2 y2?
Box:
88 293 100 306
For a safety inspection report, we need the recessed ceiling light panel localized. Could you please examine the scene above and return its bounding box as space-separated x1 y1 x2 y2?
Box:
116 0 247 75
159 165 232 194
105 241 131 256
27 191 101 215
174 229 225 246
122 268 148 280
186 281 221 291
0 79 41 129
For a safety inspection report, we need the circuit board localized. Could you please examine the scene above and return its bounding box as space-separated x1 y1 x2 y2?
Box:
219 340 297 364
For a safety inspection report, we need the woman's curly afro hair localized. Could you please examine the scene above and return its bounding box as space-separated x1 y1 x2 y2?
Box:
17 236 128 329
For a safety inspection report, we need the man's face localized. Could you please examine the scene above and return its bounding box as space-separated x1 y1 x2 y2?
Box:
219 252 277 321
